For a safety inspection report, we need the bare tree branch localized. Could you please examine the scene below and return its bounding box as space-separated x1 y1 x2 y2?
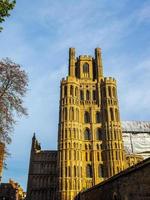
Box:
0 58 28 145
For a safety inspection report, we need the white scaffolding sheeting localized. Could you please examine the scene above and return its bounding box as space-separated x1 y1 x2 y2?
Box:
122 121 150 158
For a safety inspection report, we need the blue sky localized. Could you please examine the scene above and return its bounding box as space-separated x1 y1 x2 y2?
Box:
0 0 150 190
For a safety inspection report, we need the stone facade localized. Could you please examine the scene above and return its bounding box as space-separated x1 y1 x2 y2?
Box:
0 179 26 200
78 157 150 200
26 134 57 200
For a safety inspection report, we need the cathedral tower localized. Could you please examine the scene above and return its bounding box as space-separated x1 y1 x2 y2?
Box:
57 48 126 200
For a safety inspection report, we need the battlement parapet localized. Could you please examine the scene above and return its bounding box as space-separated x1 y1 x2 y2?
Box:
78 55 93 61
101 77 116 85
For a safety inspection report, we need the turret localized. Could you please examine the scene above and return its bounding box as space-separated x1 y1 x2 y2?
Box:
100 78 126 178
31 133 41 155
95 48 103 80
69 48 76 77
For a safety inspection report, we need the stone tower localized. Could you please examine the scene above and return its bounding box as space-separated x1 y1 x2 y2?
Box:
57 48 126 200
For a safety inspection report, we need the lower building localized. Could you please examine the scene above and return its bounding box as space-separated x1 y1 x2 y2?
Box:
26 121 150 200
26 134 58 200
0 179 26 200
78 157 150 200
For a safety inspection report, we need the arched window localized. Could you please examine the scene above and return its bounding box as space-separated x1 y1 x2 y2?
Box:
74 166 76 177
104 109 108 121
86 90 90 100
115 109 119 121
96 128 102 140
98 164 104 177
97 144 99 150
113 87 116 98
108 86 111 97
114 131 117 140
85 152 88 161
84 111 90 123
70 85 73 96
96 111 101 123
69 150 71 160
110 108 114 121
116 151 118 160
68 166 71 177
64 108 67 120
83 63 89 73
84 128 91 140
85 144 88 150
90 151 92 161
65 167 67 177
97 152 100 161
80 90 84 101
64 85 67 96
93 90 96 100
86 164 92 178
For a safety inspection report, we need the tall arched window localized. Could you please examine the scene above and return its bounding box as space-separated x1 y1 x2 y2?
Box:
93 90 96 100
96 128 102 140
104 109 108 121
85 152 88 161
80 90 84 101
110 108 114 121
86 164 92 178
97 152 100 161
108 86 111 97
64 85 67 96
70 85 73 96
90 151 92 161
64 108 67 121
74 166 76 177
65 167 67 177
113 87 116 98
83 63 89 73
84 128 91 140
116 151 118 160
86 90 90 100
98 164 104 177
96 111 101 123
115 109 119 121
84 111 90 123
85 144 88 150
68 166 71 177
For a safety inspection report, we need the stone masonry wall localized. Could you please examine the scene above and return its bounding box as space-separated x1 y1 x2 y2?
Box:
79 158 150 200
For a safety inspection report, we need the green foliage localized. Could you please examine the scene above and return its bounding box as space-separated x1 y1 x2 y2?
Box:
0 0 16 31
